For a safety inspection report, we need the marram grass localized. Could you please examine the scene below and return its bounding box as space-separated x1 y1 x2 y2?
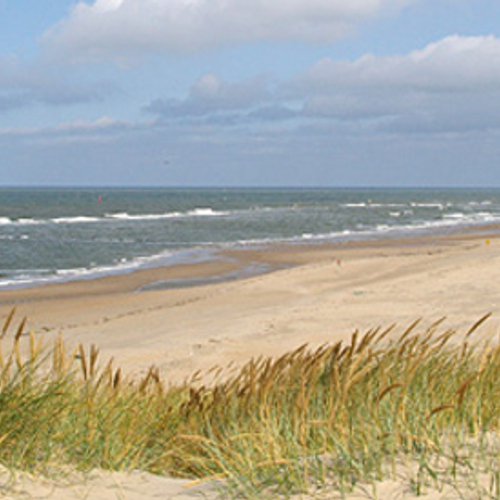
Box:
2 310 500 497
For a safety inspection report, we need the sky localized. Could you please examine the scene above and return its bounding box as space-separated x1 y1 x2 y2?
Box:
1 0 500 187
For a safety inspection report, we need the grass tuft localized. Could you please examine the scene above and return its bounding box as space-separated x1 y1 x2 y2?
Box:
2 310 500 498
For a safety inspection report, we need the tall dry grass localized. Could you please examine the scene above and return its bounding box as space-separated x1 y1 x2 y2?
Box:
2 309 500 497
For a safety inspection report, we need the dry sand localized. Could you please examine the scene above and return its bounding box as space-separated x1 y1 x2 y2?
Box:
1 227 500 498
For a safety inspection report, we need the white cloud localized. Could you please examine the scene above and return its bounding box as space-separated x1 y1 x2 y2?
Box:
289 35 500 133
42 0 420 62
297 35 500 92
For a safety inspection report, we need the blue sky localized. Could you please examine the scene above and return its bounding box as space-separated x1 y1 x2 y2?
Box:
1 0 500 187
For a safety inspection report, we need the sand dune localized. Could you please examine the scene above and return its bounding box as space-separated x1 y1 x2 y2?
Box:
1 227 499 498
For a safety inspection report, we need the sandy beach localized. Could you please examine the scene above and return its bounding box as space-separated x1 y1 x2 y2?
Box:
1 226 499 383
2 227 500 498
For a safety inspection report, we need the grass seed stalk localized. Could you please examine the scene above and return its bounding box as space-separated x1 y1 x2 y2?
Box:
0 310 499 497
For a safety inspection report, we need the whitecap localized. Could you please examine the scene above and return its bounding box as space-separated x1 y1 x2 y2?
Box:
410 203 444 209
106 212 182 221
52 216 101 224
444 213 465 220
18 218 43 225
187 208 228 217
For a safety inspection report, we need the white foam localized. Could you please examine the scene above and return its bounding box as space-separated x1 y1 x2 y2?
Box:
55 253 172 279
410 203 444 209
52 216 101 224
187 208 228 217
0 250 183 290
369 203 407 208
18 218 42 225
469 201 492 206
105 208 228 221
106 212 182 221
0 269 58 289
0 251 178 289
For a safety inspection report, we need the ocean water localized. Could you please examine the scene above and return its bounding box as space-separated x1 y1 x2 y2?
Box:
1 187 499 289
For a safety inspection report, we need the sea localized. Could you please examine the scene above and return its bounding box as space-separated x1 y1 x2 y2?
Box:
1 187 499 290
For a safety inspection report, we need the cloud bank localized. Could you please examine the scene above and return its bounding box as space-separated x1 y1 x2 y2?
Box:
144 35 500 135
43 0 419 62
0 56 113 113
294 35 500 133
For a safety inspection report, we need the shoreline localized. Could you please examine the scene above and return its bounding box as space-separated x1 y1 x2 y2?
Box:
2 220 499 299
2 215 499 293
1 224 500 383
